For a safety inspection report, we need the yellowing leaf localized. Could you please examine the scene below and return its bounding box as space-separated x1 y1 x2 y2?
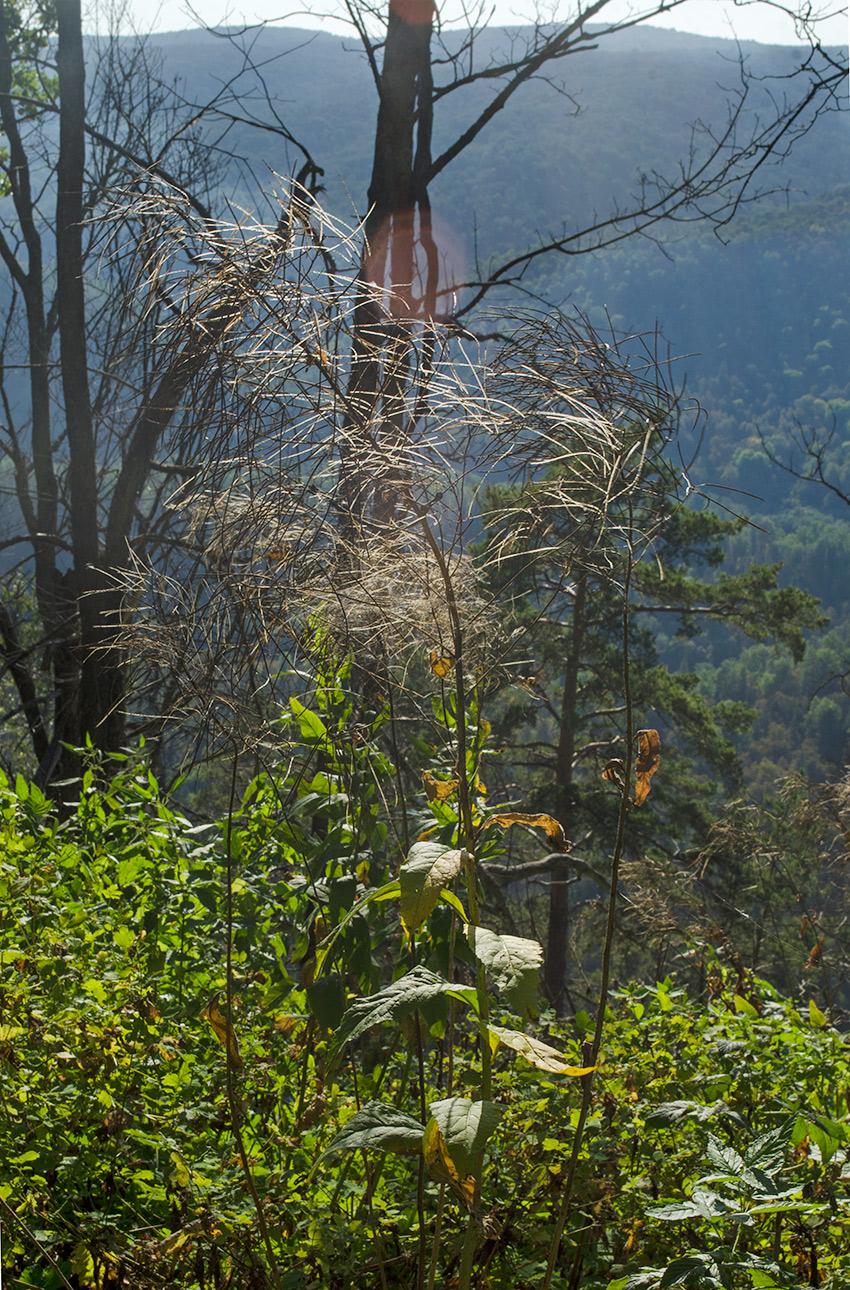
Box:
809 997 827 1028
272 1014 301 1035
423 771 458 802
486 812 568 852
429 649 454 679
634 729 661 807
70 1242 95 1286
488 1025 595 1076
423 1118 475 1208
201 994 243 1068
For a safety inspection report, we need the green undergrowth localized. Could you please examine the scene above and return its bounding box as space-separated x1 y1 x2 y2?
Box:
2 747 850 1289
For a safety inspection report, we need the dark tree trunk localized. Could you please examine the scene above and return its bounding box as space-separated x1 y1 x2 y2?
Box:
56 0 111 761
340 0 435 531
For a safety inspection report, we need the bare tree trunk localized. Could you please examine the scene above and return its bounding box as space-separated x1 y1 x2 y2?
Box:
56 0 111 760
340 0 435 532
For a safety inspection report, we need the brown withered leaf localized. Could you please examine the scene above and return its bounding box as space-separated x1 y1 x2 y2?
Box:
804 938 824 972
201 995 243 1069
487 812 568 852
634 729 661 807
423 771 458 802
429 649 454 679
602 759 626 790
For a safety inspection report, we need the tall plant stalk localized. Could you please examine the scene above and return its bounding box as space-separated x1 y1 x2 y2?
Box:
222 751 284 1290
542 555 634 1290
419 513 492 1290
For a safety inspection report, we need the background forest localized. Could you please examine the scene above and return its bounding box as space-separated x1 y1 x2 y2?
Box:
1 2 849 1287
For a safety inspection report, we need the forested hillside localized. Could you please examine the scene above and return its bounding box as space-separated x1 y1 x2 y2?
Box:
148 23 850 789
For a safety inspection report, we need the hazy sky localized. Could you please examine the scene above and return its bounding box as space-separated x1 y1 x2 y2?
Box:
99 0 849 44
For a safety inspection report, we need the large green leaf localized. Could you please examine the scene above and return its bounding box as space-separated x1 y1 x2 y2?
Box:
316 1102 424 1166
289 696 328 743
465 925 542 1017
706 1136 745 1177
400 842 464 932
428 1097 502 1177
658 1255 714 1289
332 966 477 1054
644 1100 723 1128
306 976 346 1031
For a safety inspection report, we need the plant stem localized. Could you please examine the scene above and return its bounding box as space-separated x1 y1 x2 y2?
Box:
426 1184 447 1290
223 749 284 1290
419 514 491 1290
541 556 634 1290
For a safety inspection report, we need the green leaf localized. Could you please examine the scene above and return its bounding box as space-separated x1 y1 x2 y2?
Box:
645 1100 720 1128
648 1200 705 1221
806 1116 843 1163
438 887 469 923
117 853 146 886
658 1255 713 1289
315 879 400 973
808 997 827 1028
428 1097 502 1177
315 1102 424 1167
290 696 329 744
465 925 543 1017
331 967 476 1054
733 994 759 1020
82 978 108 1006
400 842 463 932
745 1125 792 1176
706 1136 745 1177
306 976 346 1032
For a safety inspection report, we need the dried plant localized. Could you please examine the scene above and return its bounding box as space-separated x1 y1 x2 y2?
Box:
99 175 687 772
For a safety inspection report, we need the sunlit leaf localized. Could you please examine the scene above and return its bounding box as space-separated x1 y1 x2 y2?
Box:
317 1102 424 1166
485 812 568 852
70 1242 95 1285
429 1096 501 1177
487 1024 595 1075
289 696 328 743
438 887 470 923
331 966 477 1054
634 728 661 807
400 841 464 932
429 649 454 679
809 997 827 1028
465 925 543 1017
422 771 458 802
200 994 243 1069
733 994 759 1020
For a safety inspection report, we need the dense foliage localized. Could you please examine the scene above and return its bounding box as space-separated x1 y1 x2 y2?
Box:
2 724 850 1288
1 11 848 1290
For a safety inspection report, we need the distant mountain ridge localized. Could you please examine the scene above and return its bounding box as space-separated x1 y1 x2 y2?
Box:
143 23 848 237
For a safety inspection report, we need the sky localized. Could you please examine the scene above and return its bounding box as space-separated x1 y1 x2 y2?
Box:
98 0 849 44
